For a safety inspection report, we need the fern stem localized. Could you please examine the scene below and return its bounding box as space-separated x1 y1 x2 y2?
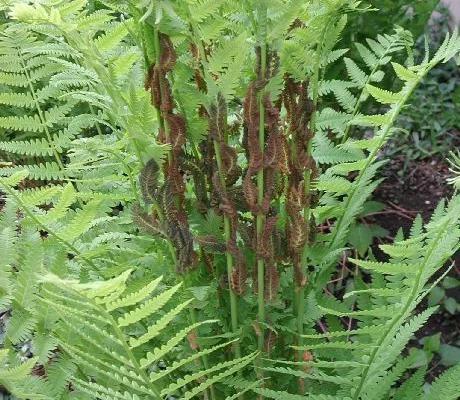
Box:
89 104 104 137
153 25 173 168
256 3 267 387
212 139 242 356
295 19 329 377
19 56 65 172
0 180 99 271
183 274 217 400
188 18 243 399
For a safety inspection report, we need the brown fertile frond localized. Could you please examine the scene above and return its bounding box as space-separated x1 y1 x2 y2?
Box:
179 155 209 213
178 230 199 273
287 218 308 255
243 82 262 160
238 221 253 250
202 250 215 274
146 65 161 109
226 163 242 187
283 75 300 124
263 131 279 169
159 33 177 71
231 254 248 296
286 181 306 216
262 168 275 210
211 172 237 218
159 72 173 113
193 235 226 253
272 227 286 262
227 214 239 255
295 81 314 142
139 159 159 204
256 215 277 260
220 143 238 176
262 93 279 133
278 133 290 173
188 41 199 59
255 46 272 83
273 172 285 198
179 154 204 175
168 220 198 273
209 92 227 142
227 186 249 213
131 203 166 237
167 113 186 153
144 63 155 91
167 166 185 202
159 179 176 221
199 139 215 182
264 260 279 301
243 172 258 210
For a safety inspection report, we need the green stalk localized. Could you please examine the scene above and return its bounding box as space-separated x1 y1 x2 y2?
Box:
188 17 243 398
153 25 173 168
213 141 242 358
295 20 329 390
153 22 216 400
19 56 64 172
183 274 217 400
256 3 267 385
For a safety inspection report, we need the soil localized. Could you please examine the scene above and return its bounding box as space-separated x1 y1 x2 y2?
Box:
369 154 459 382
372 155 454 234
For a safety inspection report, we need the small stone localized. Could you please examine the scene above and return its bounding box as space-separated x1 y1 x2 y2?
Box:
425 200 431 205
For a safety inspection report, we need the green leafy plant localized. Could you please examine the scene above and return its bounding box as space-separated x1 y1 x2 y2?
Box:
386 5 459 163
447 149 460 189
0 1 459 399
344 0 440 42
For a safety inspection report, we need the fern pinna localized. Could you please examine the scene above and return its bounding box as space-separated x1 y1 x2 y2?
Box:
1 0 460 399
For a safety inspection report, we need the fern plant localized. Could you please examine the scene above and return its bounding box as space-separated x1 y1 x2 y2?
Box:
1 0 460 399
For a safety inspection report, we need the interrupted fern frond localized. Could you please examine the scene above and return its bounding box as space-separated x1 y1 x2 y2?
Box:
35 272 254 399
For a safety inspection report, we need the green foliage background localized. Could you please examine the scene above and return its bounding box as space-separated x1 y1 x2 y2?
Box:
0 1 458 399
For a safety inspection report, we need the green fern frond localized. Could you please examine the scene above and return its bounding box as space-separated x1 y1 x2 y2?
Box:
422 363 460 400
94 19 134 54
392 367 425 400
36 272 249 399
365 84 403 104
162 352 256 398
118 282 182 327
188 0 226 23
6 308 37 344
